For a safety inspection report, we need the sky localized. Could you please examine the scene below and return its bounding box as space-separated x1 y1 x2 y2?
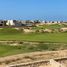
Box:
0 0 67 20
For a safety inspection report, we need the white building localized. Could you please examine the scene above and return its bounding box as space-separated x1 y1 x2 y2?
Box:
6 20 15 26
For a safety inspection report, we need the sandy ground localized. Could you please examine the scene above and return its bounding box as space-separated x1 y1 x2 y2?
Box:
0 50 67 67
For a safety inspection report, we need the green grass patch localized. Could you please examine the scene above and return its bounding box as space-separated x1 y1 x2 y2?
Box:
0 32 67 43
0 28 22 34
32 24 66 30
0 28 67 56
0 43 67 57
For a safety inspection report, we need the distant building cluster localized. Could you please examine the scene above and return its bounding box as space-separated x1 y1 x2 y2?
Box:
0 20 66 27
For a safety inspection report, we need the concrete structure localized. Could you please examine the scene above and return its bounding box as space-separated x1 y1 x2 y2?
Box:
25 20 34 26
0 20 6 26
57 21 61 23
53 21 58 23
6 20 15 26
13 20 23 26
0 20 65 27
